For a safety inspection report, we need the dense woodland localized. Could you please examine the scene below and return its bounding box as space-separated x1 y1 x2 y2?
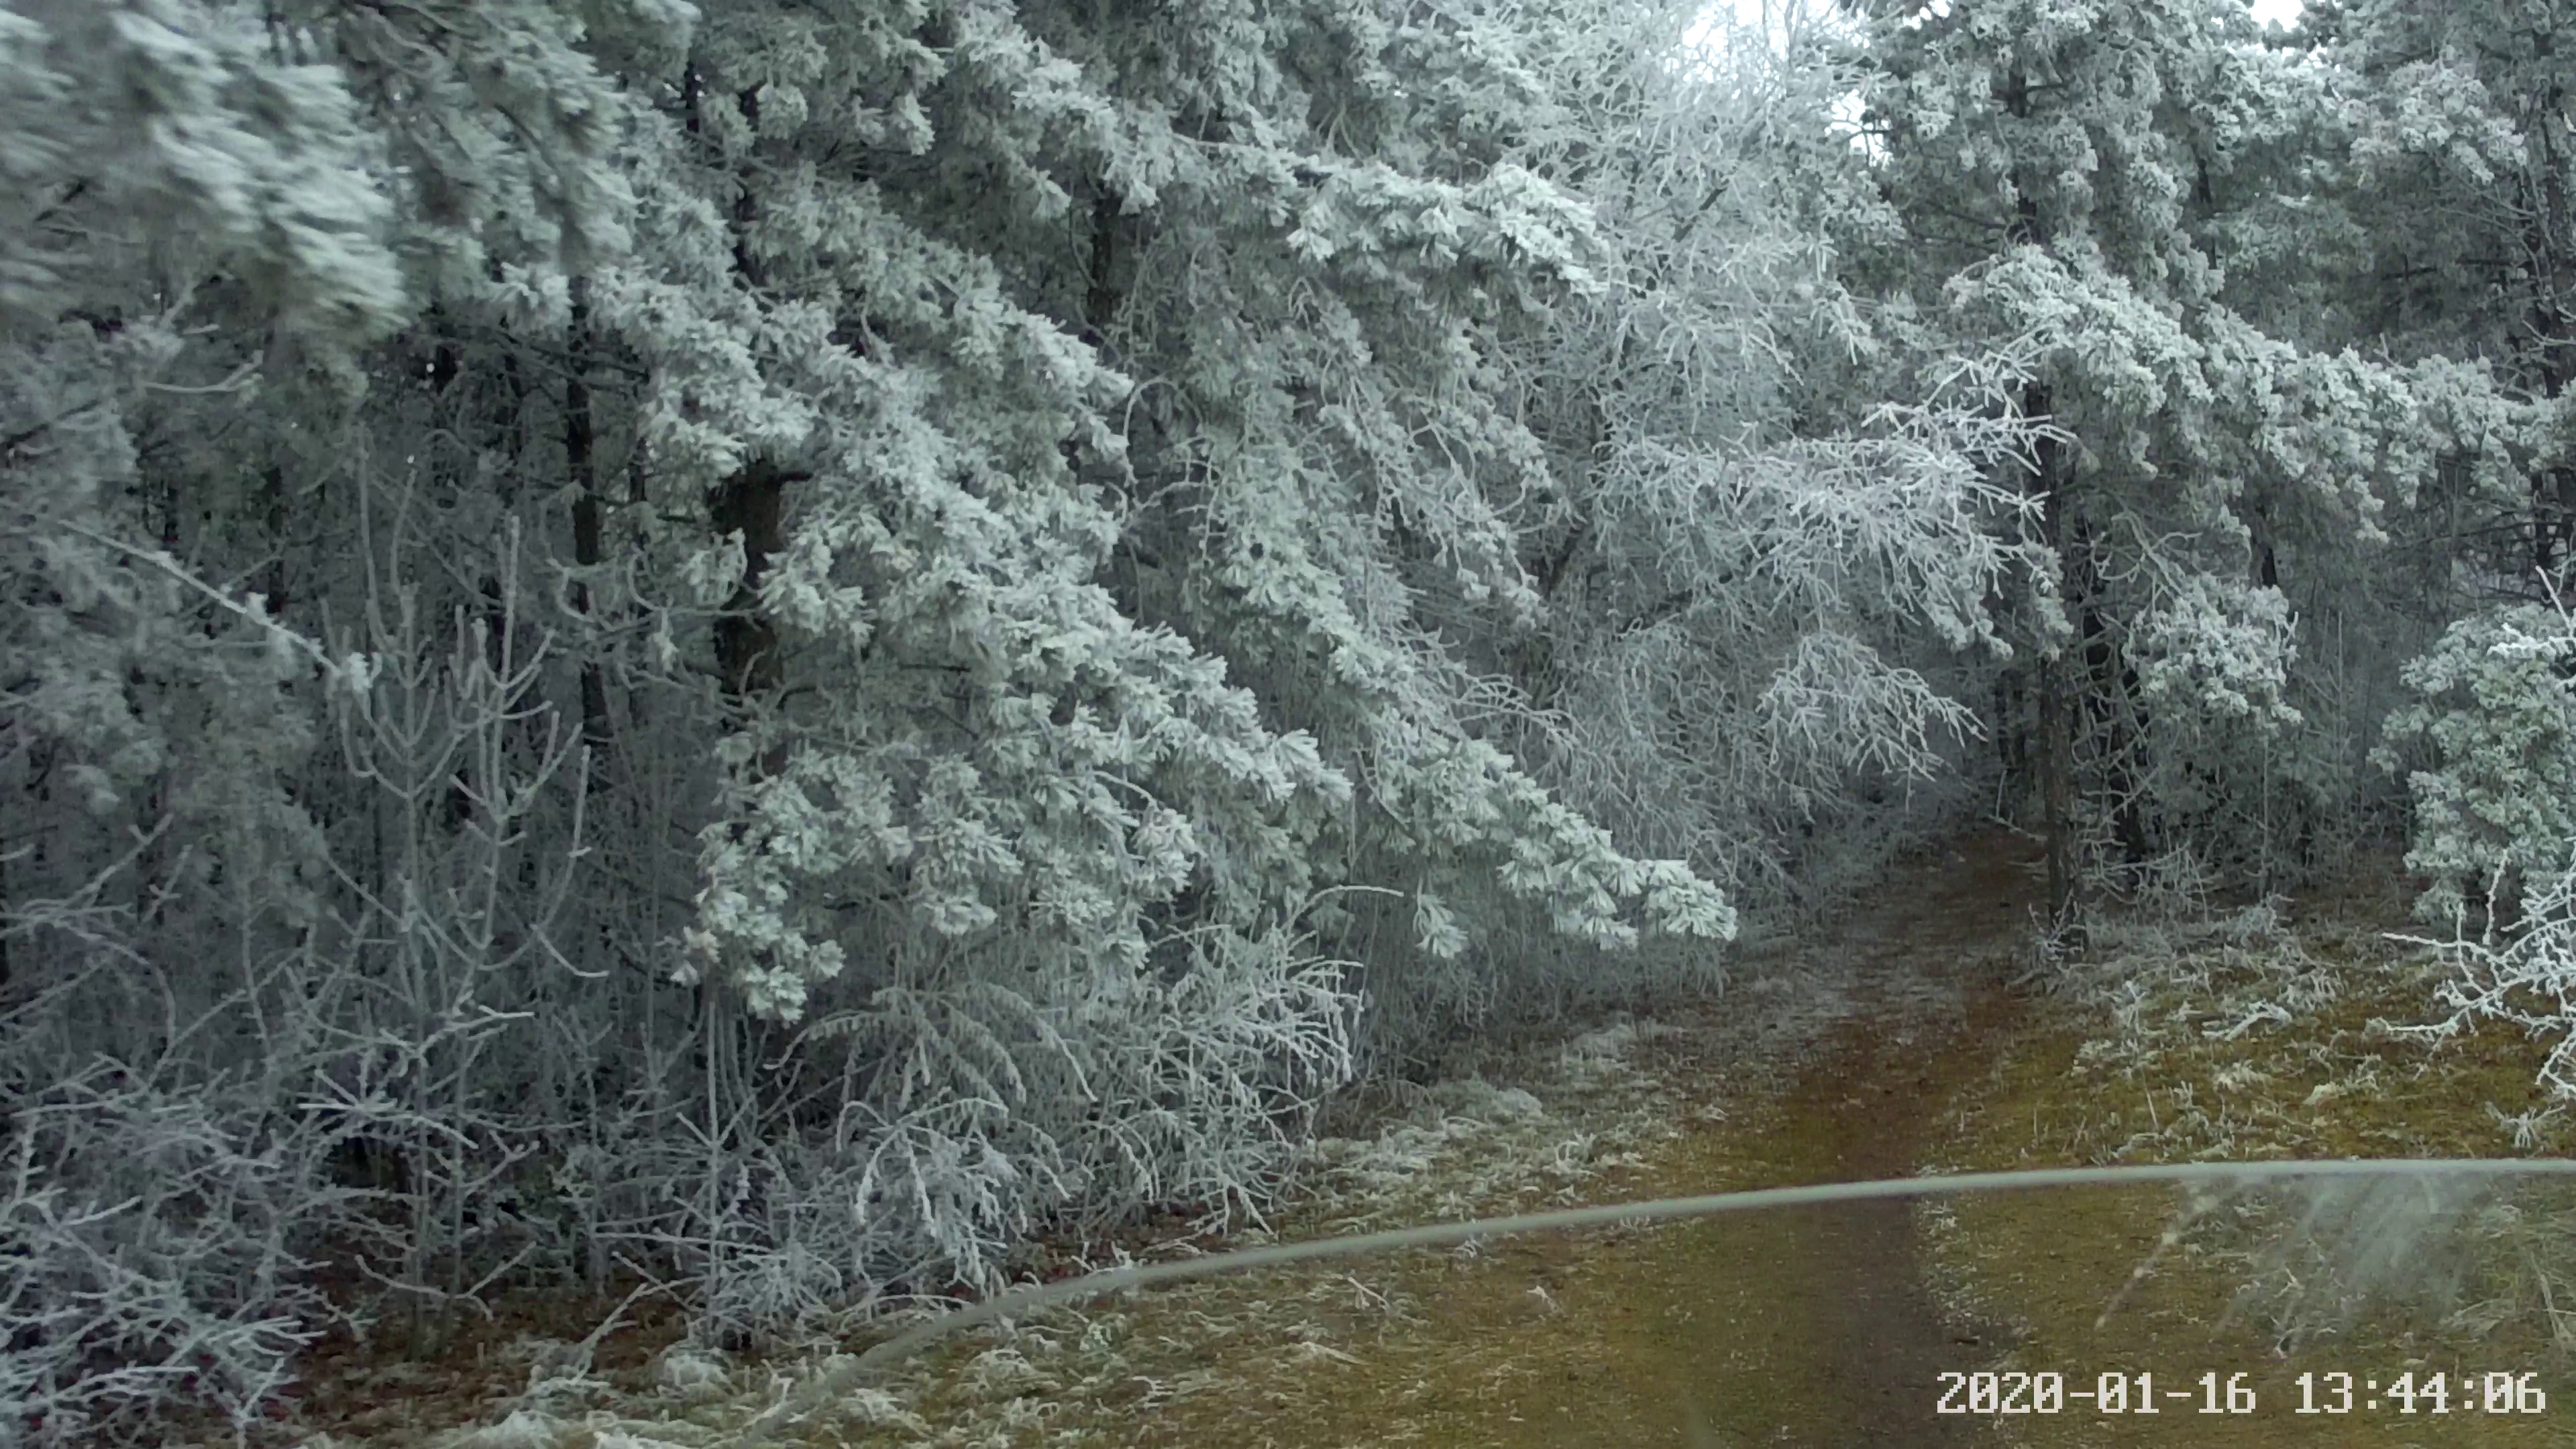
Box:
17 0 2576 1438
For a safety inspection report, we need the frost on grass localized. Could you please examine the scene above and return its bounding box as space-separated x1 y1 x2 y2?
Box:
1293 1015 1686 1226
419 1411 725 1449
689 999 1777 1449
1998 883 2576 1358
2047 892 2357 1099
2196 1171 2514 1352
649 1344 731 1398
432 1411 567 1449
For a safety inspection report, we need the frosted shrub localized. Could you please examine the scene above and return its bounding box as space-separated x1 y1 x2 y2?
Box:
0 1067 347 1445
2395 850 2576 1098
820 920 1359 1294
2377 602 2576 928
1050 922 1360 1228
2381 606 2576 1093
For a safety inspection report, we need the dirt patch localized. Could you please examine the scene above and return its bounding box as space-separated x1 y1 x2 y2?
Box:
1654 826 2039 1447
1780 829 2041 1443
1069 829 2052 1448
1783 991 2025 1446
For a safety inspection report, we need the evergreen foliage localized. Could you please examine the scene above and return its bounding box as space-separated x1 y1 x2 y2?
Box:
13 0 2576 1438
1854 0 2489 908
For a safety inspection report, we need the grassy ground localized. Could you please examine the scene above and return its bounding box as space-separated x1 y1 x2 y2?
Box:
280 836 2576 1449
1922 853 2576 1448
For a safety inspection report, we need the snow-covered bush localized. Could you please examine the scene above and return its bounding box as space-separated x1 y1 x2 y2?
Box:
0 1069 350 1446
2375 602 2576 927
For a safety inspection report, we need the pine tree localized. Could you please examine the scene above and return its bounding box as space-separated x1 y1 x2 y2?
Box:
1858 0 2449 912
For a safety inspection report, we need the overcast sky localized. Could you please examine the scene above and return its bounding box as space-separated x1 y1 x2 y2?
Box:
1702 1 2313 60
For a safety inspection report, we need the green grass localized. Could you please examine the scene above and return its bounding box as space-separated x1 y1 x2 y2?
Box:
1923 863 2576 1447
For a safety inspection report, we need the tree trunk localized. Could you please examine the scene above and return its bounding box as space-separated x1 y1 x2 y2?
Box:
2026 380 2078 930
2004 61 2084 932
566 274 613 784
709 458 796 791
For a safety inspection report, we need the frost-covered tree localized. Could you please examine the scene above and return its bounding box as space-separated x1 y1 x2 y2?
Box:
0 0 450 1431
0 0 1765 1432
1470 0 2043 922
2284 0 2576 922
1856 0 2462 916
620 0 1755 1306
